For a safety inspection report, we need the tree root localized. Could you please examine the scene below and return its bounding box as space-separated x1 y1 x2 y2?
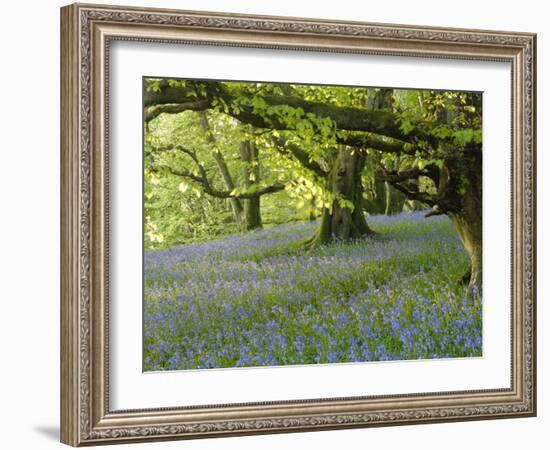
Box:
461 266 471 285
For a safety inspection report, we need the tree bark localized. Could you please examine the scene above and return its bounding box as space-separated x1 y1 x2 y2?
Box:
447 172 482 294
198 112 244 226
239 139 263 231
449 211 482 294
446 151 483 294
312 146 374 245
212 151 244 222
368 89 405 215
243 196 262 230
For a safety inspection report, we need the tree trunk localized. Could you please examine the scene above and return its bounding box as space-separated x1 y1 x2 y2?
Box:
243 196 262 230
198 112 244 225
449 211 482 294
363 180 387 214
313 146 374 245
446 154 482 294
369 89 405 215
384 182 406 215
239 140 263 230
211 151 244 223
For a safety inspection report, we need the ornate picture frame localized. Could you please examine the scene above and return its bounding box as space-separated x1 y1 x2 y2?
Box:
60 3 536 446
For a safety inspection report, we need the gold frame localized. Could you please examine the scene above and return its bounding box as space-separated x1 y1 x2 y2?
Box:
60 3 537 446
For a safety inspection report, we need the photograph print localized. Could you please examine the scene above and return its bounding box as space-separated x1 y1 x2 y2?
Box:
142 78 482 372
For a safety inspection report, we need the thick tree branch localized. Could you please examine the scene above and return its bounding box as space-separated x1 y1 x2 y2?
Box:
376 163 440 185
375 164 448 209
240 184 286 198
389 182 437 207
273 137 327 177
144 82 421 142
144 100 211 122
150 145 285 199
424 208 446 218
160 166 209 186
340 132 417 155
143 80 220 107
157 165 285 199
197 112 242 197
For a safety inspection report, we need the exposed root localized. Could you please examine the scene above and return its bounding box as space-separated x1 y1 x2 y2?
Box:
461 267 471 285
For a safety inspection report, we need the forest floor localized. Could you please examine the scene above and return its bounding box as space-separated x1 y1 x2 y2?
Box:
143 211 482 371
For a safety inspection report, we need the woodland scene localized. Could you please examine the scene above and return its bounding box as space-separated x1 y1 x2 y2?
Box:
142 78 482 371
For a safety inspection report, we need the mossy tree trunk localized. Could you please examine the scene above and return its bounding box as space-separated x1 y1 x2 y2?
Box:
239 140 263 231
313 146 374 245
447 154 482 293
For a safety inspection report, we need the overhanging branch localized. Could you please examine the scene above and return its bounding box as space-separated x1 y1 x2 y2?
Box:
149 145 285 199
144 100 211 122
144 81 422 142
340 132 418 155
389 182 437 207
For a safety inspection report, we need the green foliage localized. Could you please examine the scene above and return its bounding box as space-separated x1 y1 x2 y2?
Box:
144 78 162 92
144 172 237 249
144 78 482 244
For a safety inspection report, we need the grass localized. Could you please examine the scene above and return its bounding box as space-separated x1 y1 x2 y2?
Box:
143 211 482 371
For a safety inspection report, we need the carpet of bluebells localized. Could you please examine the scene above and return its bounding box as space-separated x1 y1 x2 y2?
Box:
144 211 482 371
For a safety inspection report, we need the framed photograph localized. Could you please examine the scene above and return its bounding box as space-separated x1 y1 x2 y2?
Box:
60 3 536 446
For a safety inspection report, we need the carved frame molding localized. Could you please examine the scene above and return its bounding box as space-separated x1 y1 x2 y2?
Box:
61 3 536 446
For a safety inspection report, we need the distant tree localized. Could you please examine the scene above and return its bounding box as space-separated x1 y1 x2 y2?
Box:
146 110 284 232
